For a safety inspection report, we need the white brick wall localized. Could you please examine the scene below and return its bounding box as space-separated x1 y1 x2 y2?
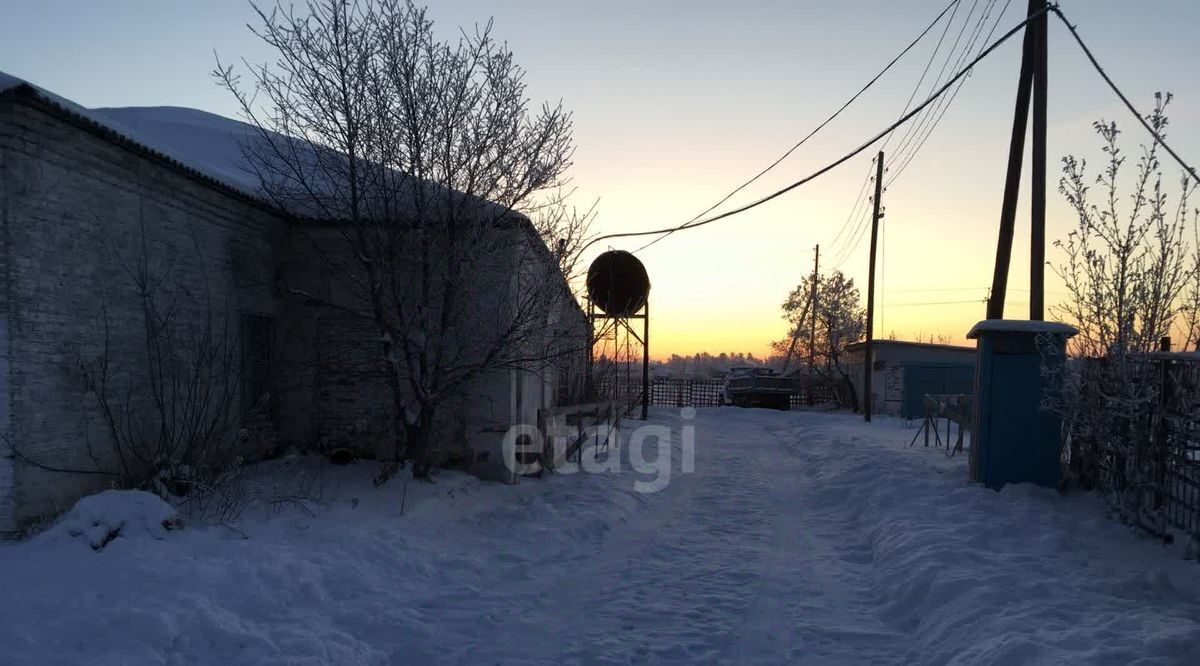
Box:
0 97 13 535
0 97 283 534
0 314 12 534
0 93 587 535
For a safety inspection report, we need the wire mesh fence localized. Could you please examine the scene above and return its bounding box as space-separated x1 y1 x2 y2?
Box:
1066 355 1200 549
649 378 724 407
647 377 839 409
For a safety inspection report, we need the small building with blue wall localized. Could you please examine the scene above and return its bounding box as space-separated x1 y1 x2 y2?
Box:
844 340 975 418
966 320 1076 490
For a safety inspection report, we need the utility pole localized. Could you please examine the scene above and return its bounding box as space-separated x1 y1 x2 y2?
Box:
987 0 1048 320
808 244 819 377
864 151 883 422
1029 0 1048 320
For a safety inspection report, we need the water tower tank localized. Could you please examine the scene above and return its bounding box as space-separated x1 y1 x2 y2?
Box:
586 250 650 317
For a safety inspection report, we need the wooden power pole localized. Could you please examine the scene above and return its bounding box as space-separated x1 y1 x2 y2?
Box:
987 0 1048 321
808 244 819 376
864 151 884 422
1029 0 1048 320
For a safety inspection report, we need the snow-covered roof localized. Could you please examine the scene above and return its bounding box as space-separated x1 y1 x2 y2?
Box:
0 69 264 201
845 339 974 353
91 105 265 193
1 70 548 226
966 320 1079 339
0 71 22 94
0 71 577 310
92 106 264 194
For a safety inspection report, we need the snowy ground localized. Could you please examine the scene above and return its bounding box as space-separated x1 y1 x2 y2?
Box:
2 408 1199 665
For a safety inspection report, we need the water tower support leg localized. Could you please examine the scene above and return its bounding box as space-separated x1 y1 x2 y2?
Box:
641 301 650 421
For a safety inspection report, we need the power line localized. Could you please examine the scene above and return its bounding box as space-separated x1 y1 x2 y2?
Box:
887 0 998 182
885 286 1068 294
885 0 984 169
1052 6 1199 184
834 0 1007 270
880 209 886 335
886 0 999 183
832 194 874 269
628 0 963 254
832 0 998 268
890 286 990 293
887 0 1013 187
832 210 865 268
829 164 875 268
881 0 965 156
580 6 1051 254
825 0 970 267
580 5 1048 253
826 160 875 259
885 298 988 307
826 0 967 266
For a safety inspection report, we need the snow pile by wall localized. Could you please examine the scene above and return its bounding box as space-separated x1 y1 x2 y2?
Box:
38 490 182 551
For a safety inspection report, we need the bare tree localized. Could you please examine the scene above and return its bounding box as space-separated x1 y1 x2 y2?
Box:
5 218 253 517
908 332 955 345
83 241 246 501
215 0 580 478
527 190 598 296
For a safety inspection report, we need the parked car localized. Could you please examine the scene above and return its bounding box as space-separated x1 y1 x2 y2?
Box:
721 367 792 410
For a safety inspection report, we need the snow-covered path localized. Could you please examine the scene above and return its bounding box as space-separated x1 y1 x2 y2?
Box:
2 408 1199 665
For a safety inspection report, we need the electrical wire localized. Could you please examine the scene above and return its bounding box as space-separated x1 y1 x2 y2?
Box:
880 211 886 334
832 0 992 269
885 0 984 168
822 0 966 266
832 192 874 269
888 0 998 180
579 4 1048 253
886 0 998 182
824 3 969 266
1052 6 1199 184
628 0 963 254
890 286 990 293
834 0 1007 272
830 164 876 268
885 298 988 307
887 0 1013 187
826 160 875 259
881 0 966 156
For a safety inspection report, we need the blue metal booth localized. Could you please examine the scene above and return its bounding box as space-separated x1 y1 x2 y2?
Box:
967 320 1077 490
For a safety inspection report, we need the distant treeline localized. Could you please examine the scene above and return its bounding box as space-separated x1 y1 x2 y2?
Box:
651 352 785 379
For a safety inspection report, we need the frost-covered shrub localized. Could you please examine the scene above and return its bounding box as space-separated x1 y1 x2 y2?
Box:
1049 93 1200 539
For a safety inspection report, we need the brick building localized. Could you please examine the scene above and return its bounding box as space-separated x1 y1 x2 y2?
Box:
0 73 586 536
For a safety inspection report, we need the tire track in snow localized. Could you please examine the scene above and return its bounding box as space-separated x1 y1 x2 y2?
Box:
545 410 782 664
726 419 911 665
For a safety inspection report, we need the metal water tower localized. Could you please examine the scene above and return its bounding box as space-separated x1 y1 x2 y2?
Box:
586 250 651 419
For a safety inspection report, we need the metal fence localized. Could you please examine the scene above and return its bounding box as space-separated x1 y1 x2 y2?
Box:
1067 355 1200 548
648 377 839 408
649 378 724 407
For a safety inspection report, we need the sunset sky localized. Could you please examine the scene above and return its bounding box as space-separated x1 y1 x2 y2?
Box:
3 0 1198 358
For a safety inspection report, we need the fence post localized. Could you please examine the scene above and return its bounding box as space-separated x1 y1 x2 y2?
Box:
1154 339 1172 519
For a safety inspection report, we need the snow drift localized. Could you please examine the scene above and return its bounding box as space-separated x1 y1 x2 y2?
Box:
37 490 182 551
0 409 1197 664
